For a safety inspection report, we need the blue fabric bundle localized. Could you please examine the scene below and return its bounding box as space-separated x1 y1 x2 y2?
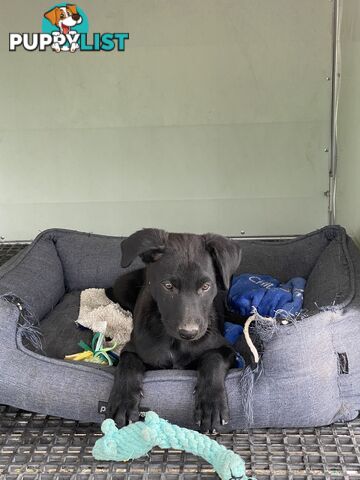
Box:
228 274 306 318
223 322 245 368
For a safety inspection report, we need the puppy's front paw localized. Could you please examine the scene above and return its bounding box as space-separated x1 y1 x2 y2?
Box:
194 383 229 433
106 385 142 427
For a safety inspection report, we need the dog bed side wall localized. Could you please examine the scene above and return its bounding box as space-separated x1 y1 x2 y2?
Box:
330 237 360 419
52 231 143 291
0 234 65 320
250 311 353 428
303 227 355 312
241 229 360 428
236 226 333 282
51 226 338 292
0 298 114 422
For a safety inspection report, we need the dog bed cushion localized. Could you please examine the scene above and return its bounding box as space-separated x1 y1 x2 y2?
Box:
0 226 359 429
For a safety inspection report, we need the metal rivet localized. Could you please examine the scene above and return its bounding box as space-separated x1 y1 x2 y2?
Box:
240 231 245 235
326 76 331 81
324 147 329 152
0 236 4 240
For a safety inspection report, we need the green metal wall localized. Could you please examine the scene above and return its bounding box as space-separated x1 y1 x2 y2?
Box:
337 0 360 245
0 0 333 240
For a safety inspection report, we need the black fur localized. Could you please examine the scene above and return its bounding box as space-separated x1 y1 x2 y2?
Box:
106 229 241 432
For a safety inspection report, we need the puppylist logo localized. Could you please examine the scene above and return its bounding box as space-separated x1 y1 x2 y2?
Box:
9 3 129 53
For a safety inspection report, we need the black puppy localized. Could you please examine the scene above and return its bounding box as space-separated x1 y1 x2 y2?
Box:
106 228 241 432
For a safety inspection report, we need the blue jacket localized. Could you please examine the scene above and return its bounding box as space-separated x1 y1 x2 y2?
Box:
228 274 306 318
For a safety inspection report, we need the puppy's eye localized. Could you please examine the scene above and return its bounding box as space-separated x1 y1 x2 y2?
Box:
162 281 174 291
200 282 211 292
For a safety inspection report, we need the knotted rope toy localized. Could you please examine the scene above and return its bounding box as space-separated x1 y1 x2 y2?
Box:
93 411 255 480
64 332 118 366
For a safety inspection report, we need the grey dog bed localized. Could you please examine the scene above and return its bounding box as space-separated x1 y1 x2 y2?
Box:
0 226 359 429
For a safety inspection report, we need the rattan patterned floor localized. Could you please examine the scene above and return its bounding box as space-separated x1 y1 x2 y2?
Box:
1 242 360 480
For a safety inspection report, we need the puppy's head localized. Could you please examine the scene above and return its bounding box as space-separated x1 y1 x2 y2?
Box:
44 4 82 33
121 228 241 342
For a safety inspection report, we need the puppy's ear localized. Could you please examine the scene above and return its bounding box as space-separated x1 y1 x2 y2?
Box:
121 229 168 268
66 4 78 15
204 234 241 290
44 7 59 25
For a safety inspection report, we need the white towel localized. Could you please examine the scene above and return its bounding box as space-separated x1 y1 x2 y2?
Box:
76 288 133 355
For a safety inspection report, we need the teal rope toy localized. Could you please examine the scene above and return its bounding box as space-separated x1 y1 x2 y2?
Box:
93 411 255 480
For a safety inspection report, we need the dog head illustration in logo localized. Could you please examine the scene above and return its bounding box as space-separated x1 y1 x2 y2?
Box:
44 4 82 52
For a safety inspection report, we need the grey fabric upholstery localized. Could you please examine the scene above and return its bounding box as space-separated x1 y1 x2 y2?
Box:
303 232 353 312
54 230 142 291
236 230 330 281
0 225 359 429
39 291 94 360
0 236 65 320
0 298 113 423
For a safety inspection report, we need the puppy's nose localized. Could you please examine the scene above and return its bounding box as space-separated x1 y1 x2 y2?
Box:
72 13 80 21
178 326 199 340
